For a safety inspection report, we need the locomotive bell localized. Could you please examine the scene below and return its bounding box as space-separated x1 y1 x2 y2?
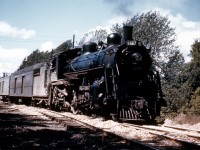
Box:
123 26 133 42
82 42 97 54
107 33 121 45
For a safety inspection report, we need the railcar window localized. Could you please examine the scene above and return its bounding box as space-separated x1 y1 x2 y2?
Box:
34 69 40 76
2 81 4 93
21 76 25 94
14 78 17 94
44 70 47 87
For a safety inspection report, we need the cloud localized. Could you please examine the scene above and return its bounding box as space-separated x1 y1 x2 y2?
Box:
87 16 129 33
40 41 55 52
0 21 36 39
103 0 134 16
0 45 30 75
79 16 129 43
0 41 55 76
152 8 200 62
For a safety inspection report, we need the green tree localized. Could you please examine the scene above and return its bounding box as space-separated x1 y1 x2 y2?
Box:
54 40 73 53
190 87 200 115
186 39 200 114
18 57 27 70
162 63 195 114
163 39 200 115
18 49 50 70
162 51 185 82
190 39 200 66
18 40 73 70
111 23 123 35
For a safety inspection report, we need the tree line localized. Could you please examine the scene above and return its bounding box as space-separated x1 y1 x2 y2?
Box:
18 40 73 70
18 11 200 118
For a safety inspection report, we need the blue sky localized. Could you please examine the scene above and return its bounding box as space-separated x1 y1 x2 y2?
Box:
0 0 200 75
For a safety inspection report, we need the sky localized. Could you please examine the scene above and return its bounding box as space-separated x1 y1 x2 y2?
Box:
0 0 200 76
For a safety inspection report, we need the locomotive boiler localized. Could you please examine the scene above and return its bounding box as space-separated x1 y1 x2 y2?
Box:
48 26 166 121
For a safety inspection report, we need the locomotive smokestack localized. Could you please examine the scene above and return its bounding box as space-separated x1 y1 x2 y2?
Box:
123 26 133 42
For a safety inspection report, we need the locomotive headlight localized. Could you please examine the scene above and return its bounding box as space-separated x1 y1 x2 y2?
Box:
132 53 142 61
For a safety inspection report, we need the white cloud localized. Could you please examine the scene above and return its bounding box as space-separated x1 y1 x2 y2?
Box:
0 40 55 76
40 41 55 52
0 45 30 75
153 8 200 62
103 16 130 32
0 21 36 39
81 15 129 43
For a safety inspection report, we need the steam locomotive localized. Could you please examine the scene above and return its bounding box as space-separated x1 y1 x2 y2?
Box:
0 26 166 121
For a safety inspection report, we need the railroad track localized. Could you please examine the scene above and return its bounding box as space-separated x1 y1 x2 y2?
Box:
163 125 200 133
0 101 156 149
122 123 200 149
36 108 200 149
36 108 157 150
163 125 200 141
2 101 200 149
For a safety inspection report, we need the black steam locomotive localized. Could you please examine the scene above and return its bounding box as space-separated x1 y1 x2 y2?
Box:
0 26 166 121
48 26 166 121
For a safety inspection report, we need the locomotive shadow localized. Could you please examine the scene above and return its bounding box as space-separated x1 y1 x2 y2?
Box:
0 112 139 149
